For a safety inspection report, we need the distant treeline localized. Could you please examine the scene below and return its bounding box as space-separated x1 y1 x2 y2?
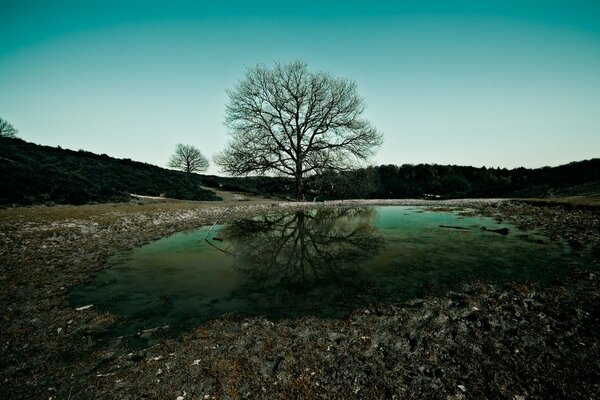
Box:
0 138 220 205
325 161 600 199
202 160 600 200
1 137 598 206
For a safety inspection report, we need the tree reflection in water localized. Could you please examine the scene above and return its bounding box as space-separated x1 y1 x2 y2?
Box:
217 208 384 316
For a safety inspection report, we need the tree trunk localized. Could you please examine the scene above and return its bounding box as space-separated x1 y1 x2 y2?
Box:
297 212 306 280
294 150 305 200
295 173 305 200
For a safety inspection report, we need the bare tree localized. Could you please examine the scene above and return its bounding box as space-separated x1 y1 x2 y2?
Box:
168 144 209 173
215 61 383 199
220 207 383 294
0 118 18 138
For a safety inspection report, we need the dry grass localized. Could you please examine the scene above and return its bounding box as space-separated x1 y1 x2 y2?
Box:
0 195 278 226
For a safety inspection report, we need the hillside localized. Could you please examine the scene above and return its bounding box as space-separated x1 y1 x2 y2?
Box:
0 138 220 205
1 137 598 205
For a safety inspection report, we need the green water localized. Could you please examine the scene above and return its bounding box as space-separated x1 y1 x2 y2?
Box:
71 206 579 336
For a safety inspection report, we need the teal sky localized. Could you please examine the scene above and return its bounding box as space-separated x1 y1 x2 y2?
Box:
1 1 599 174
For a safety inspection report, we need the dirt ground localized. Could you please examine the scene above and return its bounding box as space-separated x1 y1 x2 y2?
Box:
0 195 598 399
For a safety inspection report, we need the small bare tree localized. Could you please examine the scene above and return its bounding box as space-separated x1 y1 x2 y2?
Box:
215 61 383 199
0 118 18 138
168 144 209 173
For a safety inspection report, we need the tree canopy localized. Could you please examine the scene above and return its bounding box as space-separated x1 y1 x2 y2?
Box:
0 118 18 138
168 143 209 173
216 61 383 199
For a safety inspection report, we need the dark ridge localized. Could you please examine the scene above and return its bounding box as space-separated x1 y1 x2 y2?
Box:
305 160 600 200
198 160 600 201
1 137 598 205
0 137 220 205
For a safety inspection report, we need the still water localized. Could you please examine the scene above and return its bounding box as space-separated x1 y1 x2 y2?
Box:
71 206 578 335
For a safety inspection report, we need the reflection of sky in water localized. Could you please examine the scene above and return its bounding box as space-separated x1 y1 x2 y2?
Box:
71 206 581 337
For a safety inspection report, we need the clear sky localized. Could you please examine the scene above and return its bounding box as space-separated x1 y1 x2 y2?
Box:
1 0 599 174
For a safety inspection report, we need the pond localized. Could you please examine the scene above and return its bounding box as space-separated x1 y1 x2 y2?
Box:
71 206 580 338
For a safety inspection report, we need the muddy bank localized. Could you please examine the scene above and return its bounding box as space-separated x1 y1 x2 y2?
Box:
0 199 598 399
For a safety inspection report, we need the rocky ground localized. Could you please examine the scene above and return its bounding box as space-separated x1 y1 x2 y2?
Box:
0 197 598 399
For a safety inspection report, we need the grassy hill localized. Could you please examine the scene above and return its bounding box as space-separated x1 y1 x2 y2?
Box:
1 137 598 206
0 138 220 205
